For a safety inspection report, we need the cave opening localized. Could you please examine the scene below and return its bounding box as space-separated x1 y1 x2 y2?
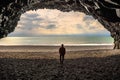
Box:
0 9 113 45
0 0 119 48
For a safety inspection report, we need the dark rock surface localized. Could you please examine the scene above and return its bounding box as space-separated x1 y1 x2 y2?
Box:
0 54 120 80
0 0 120 48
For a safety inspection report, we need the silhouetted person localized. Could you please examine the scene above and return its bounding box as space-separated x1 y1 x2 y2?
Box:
59 44 66 64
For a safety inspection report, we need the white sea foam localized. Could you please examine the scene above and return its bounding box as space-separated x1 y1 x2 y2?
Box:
0 36 114 46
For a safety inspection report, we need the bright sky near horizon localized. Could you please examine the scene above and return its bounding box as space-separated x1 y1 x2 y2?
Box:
8 9 110 37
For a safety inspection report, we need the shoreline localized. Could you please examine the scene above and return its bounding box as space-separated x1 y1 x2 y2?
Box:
0 43 114 46
0 44 114 53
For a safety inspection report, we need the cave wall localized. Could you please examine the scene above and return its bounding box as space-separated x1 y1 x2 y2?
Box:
0 0 120 48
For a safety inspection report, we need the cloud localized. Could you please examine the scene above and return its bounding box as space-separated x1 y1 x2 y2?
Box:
8 9 110 37
45 24 56 29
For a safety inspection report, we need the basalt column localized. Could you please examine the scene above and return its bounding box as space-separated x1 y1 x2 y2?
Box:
111 23 120 49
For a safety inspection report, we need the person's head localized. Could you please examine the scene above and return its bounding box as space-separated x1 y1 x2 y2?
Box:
61 44 64 47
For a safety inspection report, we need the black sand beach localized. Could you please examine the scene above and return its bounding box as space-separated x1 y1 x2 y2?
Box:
0 45 120 80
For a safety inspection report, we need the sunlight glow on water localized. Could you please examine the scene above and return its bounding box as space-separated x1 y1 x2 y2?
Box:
0 36 114 45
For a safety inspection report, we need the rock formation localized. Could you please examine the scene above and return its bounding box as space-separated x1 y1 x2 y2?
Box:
0 0 120 49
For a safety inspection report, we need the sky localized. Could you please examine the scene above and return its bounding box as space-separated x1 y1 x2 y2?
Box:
8 9 110 37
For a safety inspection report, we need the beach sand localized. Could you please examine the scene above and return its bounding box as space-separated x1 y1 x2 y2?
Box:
0 45 120 80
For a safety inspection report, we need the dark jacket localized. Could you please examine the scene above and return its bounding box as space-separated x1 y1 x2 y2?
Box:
59 47 66 55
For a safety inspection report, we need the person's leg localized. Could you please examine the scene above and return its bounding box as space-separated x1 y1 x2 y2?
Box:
61 55 64 64
63 54 64 62
60 55 62 64
62 55 65 64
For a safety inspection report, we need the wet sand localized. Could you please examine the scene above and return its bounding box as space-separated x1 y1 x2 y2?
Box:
0 45 120 80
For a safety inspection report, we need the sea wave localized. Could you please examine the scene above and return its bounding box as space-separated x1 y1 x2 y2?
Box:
0 43 114 46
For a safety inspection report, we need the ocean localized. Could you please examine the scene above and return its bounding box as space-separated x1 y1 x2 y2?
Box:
0 35 114 45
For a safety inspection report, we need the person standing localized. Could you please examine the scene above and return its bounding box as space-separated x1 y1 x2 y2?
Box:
59 44 66 64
